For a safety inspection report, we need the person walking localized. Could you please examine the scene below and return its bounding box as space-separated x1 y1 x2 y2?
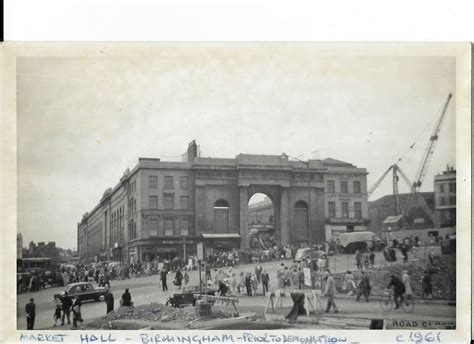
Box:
355 250 362 270
245 272 252 296
251 273 258 296
53 304 62 327
183 271 190 287
60 292 72 325
160 269 168 291
174 269 183 289
387 275 406 310
122 288 132 307
25 298 36 330
71 296 83 328
324 270 338 313
261 270 270 296
254 261 263 284
290 269 299 289
402 270 413 299
356 271 371 302
105 289 114 314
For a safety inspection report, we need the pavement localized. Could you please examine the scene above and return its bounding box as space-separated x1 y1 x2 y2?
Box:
16 252 456 330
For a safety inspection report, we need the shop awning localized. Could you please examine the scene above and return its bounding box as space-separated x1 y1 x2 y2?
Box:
199 233 241 239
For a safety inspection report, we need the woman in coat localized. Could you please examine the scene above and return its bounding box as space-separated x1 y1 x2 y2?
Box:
174 269 183 289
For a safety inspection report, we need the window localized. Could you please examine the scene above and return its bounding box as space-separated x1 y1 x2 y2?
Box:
164 176 174 189
449 182 456 193
439 184 445 193
180 219 189 236
328 202 336 217
341 181 348 193
149 176 158 189
149 196 158 209
354 202 362 218
327 180 335 193
180 176 189 189
164 195 174 209
149 219 158 237
449 196 456 205
341 202 349 218
165 219 174 236
180 196 189 209
353 181 361 194
440 197 446 206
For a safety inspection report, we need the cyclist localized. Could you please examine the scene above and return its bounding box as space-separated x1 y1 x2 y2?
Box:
387 275 406 309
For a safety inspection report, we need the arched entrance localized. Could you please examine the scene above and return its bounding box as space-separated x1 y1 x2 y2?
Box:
247 193 277 249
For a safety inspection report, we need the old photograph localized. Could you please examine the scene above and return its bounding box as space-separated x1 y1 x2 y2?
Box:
10 44 468 336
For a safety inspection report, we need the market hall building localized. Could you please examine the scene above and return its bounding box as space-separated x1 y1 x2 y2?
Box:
77 140 370 263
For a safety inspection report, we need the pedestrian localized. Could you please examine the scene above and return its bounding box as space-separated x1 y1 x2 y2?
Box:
122 288 132 307
183 271 190 286
402 270 413 299
105 289 114 314
174 269 183 289
71 296 83 328
60 291 72 325
387 275 406 310
283 266 291 288
421 270 433 300
290 269 299 289
297 268 305 289
53 303 62 327
25 298 36 330
160 269 168 291
238 272 245 295
255 261 263 284
343 271 357 296
104 270 111 288
356 271 371 302
400 244 408 263
261 270 270 296
245 273 252 296
251 273 258 296
355 250 362 270
369 250 376 267
324 270 338 313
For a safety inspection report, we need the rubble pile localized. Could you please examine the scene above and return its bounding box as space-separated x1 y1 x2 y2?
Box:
104 303 198 323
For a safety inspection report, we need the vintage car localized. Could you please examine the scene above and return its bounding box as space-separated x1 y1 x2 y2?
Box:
54 282 107 302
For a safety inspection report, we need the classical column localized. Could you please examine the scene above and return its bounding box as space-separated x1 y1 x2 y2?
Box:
239 186 249 249
280 187 290 245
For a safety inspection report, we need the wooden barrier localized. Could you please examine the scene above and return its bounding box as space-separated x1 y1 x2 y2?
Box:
193 294 240 315
264 289 324 316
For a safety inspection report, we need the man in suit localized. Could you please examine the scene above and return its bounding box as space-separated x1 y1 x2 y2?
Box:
324 269 339 313
105 289 114 314
25 298 36 330
71 296 83 327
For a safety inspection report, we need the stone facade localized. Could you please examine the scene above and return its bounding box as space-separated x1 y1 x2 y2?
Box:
78 140 369 263
434 166 456 228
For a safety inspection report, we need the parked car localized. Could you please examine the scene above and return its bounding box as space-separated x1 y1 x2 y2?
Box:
54 282 107 302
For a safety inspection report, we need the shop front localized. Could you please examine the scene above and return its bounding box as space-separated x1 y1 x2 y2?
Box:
199 233 241 257
130 238 198 262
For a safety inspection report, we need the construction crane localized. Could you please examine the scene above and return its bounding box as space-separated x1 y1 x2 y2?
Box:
401 93 452 225
367 93 452 228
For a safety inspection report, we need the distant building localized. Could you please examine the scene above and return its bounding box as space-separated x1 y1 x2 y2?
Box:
368 192 435 237
434 165 456 228
78 140 370 263
248 197 274 225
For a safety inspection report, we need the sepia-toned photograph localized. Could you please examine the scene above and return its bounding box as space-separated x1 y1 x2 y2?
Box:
9 43 469 337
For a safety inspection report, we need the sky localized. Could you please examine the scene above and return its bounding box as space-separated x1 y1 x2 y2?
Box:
17 44 456 250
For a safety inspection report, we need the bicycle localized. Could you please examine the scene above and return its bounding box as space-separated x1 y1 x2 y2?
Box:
379 289 415 313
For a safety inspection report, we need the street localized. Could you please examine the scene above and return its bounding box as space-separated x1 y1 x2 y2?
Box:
17 253 455 330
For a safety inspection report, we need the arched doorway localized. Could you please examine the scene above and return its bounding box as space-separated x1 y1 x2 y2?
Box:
294 200 309 243
213 199 230 232
248 193 276 249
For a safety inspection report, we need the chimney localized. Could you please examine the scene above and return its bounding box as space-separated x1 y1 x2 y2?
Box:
186 140 198 163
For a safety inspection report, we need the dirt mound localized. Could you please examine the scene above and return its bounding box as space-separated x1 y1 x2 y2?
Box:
104 303 198 323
